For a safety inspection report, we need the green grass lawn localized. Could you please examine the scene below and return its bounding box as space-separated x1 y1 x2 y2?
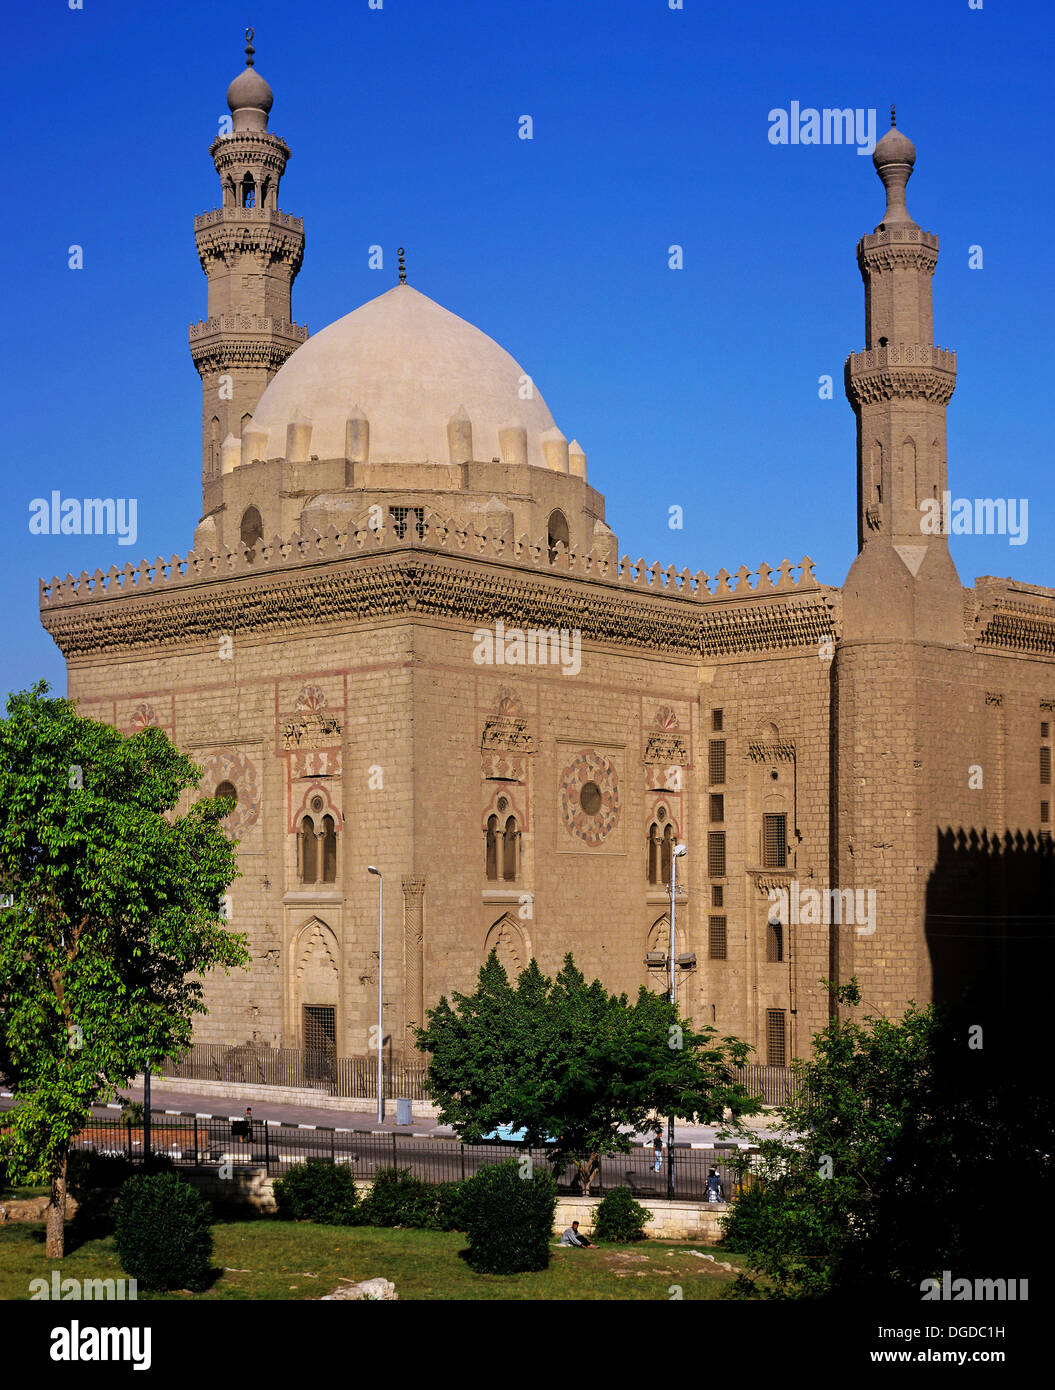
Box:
0 1218 748 1301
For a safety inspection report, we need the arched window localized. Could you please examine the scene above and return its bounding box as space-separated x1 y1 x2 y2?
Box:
215 780 237 815
299 815 317 884
485 815 499 881
321 815 337 883
241 173 256 208
502 815 518 881
210 416 220 476
240 505 263 560
547 509 569 562
661 824 674 886
259 176 271 209
647 824 660 884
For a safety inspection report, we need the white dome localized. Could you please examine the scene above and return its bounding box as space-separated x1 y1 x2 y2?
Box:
250 284 560 468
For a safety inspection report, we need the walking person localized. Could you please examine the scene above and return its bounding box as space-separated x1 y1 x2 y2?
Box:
652 1130 663 1174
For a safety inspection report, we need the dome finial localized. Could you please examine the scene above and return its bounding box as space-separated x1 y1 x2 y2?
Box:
397 247 407 285
890 102 896 128
245 27 256 67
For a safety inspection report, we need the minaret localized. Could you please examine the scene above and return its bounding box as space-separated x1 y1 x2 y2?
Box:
189 30 306 498
843 110 961 640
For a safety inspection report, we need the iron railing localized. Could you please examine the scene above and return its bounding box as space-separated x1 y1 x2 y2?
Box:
69 1110 757 1203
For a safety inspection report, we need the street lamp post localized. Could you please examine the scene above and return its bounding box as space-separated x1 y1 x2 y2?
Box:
367 866 383 1124
668 843 687 1201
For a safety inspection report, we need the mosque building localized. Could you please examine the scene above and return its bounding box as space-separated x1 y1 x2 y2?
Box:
39 41 1055 1072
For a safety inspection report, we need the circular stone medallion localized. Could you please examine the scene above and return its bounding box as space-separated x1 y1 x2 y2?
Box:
559 751 620 846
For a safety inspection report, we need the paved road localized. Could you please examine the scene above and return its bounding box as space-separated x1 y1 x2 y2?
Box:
27 1077 786 1146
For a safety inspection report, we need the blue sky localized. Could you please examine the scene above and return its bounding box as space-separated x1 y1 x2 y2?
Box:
2 0 1052 698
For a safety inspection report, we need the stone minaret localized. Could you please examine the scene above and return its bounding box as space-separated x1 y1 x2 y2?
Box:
189 31 306 500
842 109 961 641
832 115 966 1023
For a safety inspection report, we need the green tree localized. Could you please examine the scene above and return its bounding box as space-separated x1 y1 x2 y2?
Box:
417 951 758 1194
0 683 248 1256
721 980 1053 1298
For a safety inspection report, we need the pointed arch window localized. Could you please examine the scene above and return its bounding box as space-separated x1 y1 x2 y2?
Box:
321 815 337 883
661 824 674 886
502 815 519 881
299 815 318 884
547 509 569 562
240 505 263 560
241 173 256 208
647 824 660 884
485 815 499 881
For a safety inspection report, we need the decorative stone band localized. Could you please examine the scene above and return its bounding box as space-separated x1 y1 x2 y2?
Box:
193 207 304 232
208 131 292 166
194 222 305 271
845 345 957 407
747 741 796 762
857 244 938 275
857 227 940 251
189 316 308 374
970 579 1055 656
39 523 839 661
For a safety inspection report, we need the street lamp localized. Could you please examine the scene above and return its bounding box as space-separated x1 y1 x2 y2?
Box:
367 866 383 1123
667 843 687 1200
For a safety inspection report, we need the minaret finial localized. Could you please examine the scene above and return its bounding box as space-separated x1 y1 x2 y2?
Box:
890 103 896 128
397 247 407 285
245 27 255 67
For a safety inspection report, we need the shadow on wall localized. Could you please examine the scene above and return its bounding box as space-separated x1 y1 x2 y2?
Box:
926 826 1055 1072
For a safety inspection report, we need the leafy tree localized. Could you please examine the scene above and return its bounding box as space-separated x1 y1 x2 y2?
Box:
0 682 248 1255
417 951 759 1194
721 980 1054 1298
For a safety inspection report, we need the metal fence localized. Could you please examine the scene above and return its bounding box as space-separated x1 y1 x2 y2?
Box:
157 1044 801 1110
71 1110 756 1203
733 1063 808 1107
158 1044 428 1101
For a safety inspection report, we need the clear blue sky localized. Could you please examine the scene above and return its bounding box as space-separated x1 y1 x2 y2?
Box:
2 0 1052 699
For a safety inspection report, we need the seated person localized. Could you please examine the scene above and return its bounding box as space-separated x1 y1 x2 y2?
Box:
559 1220 593 1247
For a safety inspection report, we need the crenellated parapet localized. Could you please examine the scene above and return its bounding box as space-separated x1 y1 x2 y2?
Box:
970 577 1055 656
39 510 837 661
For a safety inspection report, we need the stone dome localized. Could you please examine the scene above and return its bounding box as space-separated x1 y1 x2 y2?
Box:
249 284 560 468
873 124 915 170
227 66 273 115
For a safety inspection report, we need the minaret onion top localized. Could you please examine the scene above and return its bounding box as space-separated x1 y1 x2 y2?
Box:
872 104 918 227
227 27 274 131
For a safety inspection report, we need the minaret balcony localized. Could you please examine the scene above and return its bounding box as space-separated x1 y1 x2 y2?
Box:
845 342 957 407
195 206 303 232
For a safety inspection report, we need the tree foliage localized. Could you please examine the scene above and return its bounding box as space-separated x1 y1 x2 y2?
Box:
721 980 1053 1298
0 682 248 1254
417 951 759 1193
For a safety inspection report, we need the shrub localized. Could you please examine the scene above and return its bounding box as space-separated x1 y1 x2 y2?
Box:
273 1158 360 1225
113 1171 213 1291
593 1186 653 1242
434 1180 471 1232
462 1159 557 1274
359 1166 438 1229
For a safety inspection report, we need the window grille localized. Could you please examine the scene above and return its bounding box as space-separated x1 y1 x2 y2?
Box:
707 831 726 878
767 918 784 963
1041 747 1051 786
766 1009 787 1067
762 813 787 868
389 506 425 540
711 709 724 732
708 916 727 960
303 1005 336 1055
710 793 724 822
711 885 724 908
708 740 726 785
